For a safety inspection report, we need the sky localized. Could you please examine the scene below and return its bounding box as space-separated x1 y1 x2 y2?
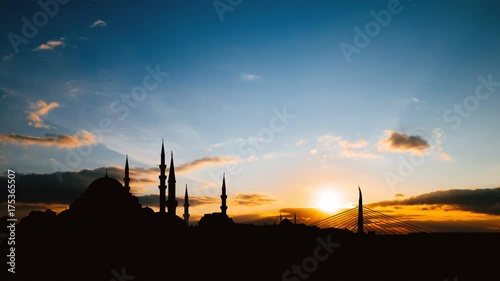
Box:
0 0 499 231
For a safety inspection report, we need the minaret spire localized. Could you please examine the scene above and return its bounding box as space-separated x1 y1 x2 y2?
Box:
357 186 364 235
124 155 130 191
220 173 228 215
167 151 178 215
158 140 167 213
183 184 190 225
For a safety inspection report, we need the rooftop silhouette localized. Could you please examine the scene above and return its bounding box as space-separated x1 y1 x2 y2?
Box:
0 142 498 281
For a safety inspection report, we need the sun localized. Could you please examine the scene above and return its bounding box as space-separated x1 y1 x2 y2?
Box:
315 190 342 213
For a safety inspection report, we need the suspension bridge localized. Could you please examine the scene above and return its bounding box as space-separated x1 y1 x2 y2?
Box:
309 187 430 234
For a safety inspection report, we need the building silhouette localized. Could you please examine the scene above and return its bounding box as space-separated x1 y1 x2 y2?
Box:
198 173 234 227
184 184 190 225
158 140 167 214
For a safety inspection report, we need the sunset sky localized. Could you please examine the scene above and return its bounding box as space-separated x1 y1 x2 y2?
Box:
1 0 499 231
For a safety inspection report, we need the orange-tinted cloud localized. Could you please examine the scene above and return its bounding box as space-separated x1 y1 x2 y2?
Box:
318 135 381 159
176 156 240 173
33 39 65 51
232 193 277 206
0 130 96 148
378 130 430 155
368 187 500 215
27 100 60 129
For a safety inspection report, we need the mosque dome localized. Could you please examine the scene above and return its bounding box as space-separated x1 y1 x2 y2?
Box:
68 173 142 218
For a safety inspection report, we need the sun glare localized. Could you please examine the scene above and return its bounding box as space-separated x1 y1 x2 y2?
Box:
315 190 342 213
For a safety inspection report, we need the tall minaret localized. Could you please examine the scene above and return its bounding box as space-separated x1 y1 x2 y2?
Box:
167 151 178 215
158 140 167 214
357 186 364 235
183 184 190 225
220 173 228 215
124 155 130 191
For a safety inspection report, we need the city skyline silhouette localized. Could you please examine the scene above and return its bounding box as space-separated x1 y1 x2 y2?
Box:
1 0 500 280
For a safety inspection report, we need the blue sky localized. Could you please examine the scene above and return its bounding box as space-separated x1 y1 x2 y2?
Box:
1 0 500 225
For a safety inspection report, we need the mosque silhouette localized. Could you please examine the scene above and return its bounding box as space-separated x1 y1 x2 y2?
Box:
57 140 233 230
1 141 498 281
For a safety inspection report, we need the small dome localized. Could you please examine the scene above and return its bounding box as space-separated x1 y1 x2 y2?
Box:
87 175 124 192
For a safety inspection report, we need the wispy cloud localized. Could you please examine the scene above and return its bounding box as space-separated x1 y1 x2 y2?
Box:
33 38 65 51
240 73 261 81
176 156 241 173
89 19 107 28
309 148 317 155
138 194 219 207
232 193 277 206
27 100 60 129
432 128 452 160
295 139 306 147
0 130 97 148
2 53 14 61
318 135 380 159
377 130 430 156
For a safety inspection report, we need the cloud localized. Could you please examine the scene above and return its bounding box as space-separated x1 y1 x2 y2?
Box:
411 97 420 103
2 53 14 61
0 130 97 148
176 156 240 174
432 128 452 160
240 73 261 81
89 19 107 28
395 193 405 198
232 193 277 206
33 38 65 51
318 135 380 159
24 98 62 130
27 100 60 128
0 166 150 205
295 140 305 147
309 148 317 155
137 194 219 208
368 187 500 215
378 130 430 155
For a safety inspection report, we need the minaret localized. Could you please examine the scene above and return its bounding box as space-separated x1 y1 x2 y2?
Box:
357 186 364 235
183 184 190 225
167 151 178 215
294 213 297 224
279 213 282 222
158 140 167 214
220 173 228 215
124 155 130 191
